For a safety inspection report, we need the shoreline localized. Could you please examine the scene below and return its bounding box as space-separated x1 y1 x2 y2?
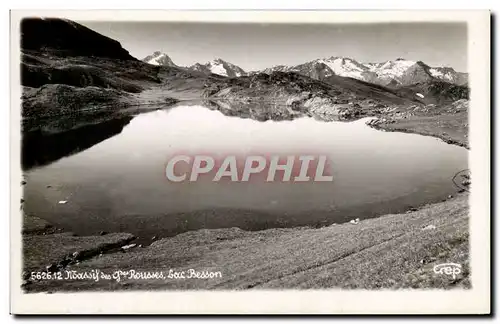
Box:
22 192 469 291
372 124 469 149
367 113 469 149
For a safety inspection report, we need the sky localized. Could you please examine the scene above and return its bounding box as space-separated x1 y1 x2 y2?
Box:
79 21 468 72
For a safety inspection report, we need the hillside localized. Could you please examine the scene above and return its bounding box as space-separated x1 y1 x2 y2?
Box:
21 18 135 60
394 80 469 105
194 71 420 121
23 193 469 291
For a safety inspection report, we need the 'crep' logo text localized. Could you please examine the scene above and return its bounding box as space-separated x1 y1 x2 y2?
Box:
433 263 462 280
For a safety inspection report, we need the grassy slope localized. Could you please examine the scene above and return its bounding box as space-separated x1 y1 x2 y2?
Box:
24 194 468 292
23 232 135 276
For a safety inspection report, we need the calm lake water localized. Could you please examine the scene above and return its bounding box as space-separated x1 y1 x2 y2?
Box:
23 105 468 239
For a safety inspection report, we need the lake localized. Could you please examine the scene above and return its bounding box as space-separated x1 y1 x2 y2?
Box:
22 105 468 240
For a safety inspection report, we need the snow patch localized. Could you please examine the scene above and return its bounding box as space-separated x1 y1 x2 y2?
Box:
147 53 165 65
147 58 160 65
318 58 365 80
416 93 425 98
369 59 417 78
429 68 453 81
144 52 176 66
208 60 228 76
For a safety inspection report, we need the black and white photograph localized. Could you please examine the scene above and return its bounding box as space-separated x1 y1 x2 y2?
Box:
10 10 490 314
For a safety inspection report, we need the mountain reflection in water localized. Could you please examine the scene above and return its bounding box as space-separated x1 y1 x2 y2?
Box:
22 116 132 170
22 105 467 240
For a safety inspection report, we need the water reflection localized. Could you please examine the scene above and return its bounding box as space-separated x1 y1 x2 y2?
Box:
22 115 132 170
203 100 343 122
23 105 467 239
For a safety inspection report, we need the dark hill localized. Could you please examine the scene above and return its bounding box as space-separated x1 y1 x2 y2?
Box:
21 18 135 60
321 74 416 105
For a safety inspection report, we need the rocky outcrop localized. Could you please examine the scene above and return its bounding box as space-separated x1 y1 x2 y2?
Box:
20 33 166 91
22 84 127 119
199 71 419 121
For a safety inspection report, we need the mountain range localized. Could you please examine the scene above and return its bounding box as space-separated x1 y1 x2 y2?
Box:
21 17 469 131
142 53 246 78
142 52 468 87
189 59 246 78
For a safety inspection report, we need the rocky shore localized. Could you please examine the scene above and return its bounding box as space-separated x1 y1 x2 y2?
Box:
366 100 469 148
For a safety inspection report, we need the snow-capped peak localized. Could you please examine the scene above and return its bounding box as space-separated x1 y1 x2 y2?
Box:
316 56 368 79
190 58 247 77
257 56 466 86
211 58 226 64
142 51 176 67
206 59 229 76
374 59 417 77
428 67 456 82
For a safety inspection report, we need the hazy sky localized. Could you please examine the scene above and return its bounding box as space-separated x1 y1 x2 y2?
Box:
79 21 467 72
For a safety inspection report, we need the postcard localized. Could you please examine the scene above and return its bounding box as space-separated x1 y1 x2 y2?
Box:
10 10 491 314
